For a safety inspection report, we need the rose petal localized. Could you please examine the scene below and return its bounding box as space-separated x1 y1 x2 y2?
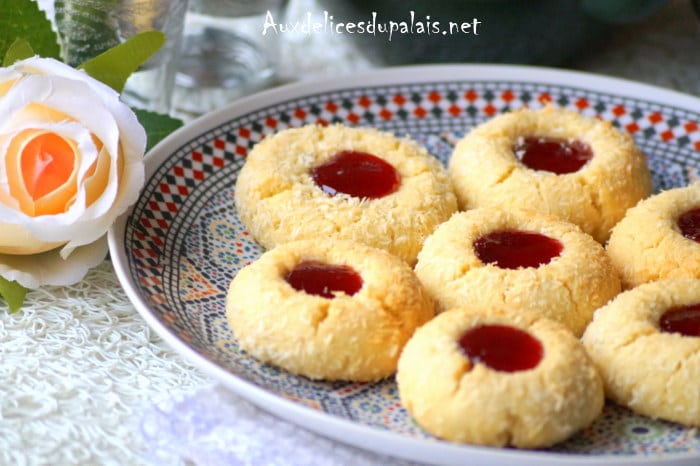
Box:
0 222 64 255
0 236 108 289
84 144 111 206
14 57 120 103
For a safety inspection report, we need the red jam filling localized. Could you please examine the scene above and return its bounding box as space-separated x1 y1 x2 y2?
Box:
659 303 700 337
677 208 700 243
514 136 593 174
310 150 401 199
473 229 563 269
284 260 363 299
458 324 544 372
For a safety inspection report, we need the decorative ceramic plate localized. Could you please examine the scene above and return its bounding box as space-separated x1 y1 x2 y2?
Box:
109 65 700 466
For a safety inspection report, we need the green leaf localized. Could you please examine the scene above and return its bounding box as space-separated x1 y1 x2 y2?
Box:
3 38 34 66
78 31 166 93
0 0 60 61
132 108 183 152
54 0 120 66
0 276 28 313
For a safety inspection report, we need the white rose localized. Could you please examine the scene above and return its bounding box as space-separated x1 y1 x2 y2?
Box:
0 56 145 288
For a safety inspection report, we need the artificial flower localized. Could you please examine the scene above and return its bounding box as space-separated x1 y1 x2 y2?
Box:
0 56 145 288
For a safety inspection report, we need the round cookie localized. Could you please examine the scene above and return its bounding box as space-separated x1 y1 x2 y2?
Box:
226 239 434 381
448 106 652 243
235 124 457 265
397 306 604 448
606 184 700 289
414 207 621 336
582 278 700 426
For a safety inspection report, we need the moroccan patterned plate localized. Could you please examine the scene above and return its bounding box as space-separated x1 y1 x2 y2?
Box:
109 65 700 466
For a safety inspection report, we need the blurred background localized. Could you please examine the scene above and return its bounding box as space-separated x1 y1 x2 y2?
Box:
37 0 700 119
276 0 699 90
171 0 700 119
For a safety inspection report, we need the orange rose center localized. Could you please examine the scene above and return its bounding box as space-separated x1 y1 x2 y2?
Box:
21 132 75 200
3 128 82 217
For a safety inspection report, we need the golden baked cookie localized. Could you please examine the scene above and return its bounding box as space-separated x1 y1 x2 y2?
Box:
582 278 700 426
606 184 700 289
226 239 434 381
397 306 604 448
414 207 620 336
234 124 457 265
448 106 652 243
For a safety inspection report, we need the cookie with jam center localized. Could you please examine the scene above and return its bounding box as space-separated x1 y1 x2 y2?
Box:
582 278 700 426
414 207 621 336
235 124 457 265
397 306 604 448
448 106 652 243
226 239 434 381
606 183 700 289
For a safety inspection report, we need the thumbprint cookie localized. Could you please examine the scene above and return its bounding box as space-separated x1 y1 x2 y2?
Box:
226 239 434 381
235 124 457 265
448 106 652 243
414 207 620 336
582 278 700 426
606 184 700 289
397 306 604 448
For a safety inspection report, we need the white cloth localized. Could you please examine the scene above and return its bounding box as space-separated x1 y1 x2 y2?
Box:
140 384 417 466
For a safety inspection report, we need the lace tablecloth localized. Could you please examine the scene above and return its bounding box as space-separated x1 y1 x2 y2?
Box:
2 0 699 465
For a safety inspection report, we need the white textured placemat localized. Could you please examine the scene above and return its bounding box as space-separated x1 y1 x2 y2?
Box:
0 260 208 465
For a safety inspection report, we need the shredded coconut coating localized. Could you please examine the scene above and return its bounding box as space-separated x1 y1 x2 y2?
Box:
582 278 700 426
397 306 604 448
235 124 457 265
226 239 435 381
414 207 621 336
448 106 652 243
606 183 700 289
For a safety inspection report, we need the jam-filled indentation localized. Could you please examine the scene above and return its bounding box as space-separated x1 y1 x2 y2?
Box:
474 229 563 269
284 260 363 298
659 303 700 337
514 136 593 174
677 208 700 243
459 324 544 372
311 150 401 199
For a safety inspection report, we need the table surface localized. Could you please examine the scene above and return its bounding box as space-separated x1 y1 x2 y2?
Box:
2 0 699 465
